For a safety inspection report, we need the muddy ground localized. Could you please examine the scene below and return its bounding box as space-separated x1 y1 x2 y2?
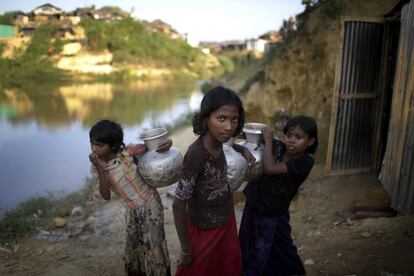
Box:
1 127 413 276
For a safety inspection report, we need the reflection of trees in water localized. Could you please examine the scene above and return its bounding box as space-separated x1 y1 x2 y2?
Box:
81 81 196 126
0 89 33 120
0 80 197 129
0 86 72 129
32 89 72 129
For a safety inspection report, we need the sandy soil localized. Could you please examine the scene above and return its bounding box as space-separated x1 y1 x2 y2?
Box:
1 127 413 276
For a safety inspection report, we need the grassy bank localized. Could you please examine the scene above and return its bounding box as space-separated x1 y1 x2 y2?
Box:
215 52 267 95
0 24 68 89
81 67 199 84
0 17 234 89
80 18 196 67
0 178 103 245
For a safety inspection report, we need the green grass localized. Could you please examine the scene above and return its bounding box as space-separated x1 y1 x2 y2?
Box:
214 53 265 94
0 12 14 25
79 17 236 79
80 18 199 68
239 70 265 95
1 18 231 88
0 23 67 88
0 41 5 55
200 81 215 93
0 178 101 244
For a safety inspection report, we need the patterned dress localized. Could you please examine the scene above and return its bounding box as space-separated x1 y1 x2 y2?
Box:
91 149 171 276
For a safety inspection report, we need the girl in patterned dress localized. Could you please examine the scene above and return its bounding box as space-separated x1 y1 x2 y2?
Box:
89 119 171 276
172 87 255 276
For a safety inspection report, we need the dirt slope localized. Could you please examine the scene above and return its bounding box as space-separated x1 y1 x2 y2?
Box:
240 0 400 161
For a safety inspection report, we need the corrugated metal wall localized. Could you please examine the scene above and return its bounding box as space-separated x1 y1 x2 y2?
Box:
380 0 414 214
329 21 385 172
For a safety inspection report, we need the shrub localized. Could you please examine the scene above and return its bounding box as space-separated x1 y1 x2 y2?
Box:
0 41 6 55
200 81 214 93
81 18 199 68
239 70 265 95
21 24 60 61
0 24 65 87
0 12 14 25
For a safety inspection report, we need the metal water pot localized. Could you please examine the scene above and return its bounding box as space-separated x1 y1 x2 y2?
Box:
241 123 266 182
223 137 248 191
137 128 183 188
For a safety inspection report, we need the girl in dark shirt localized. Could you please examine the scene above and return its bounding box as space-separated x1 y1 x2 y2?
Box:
240 115 318 276
173 86 255 276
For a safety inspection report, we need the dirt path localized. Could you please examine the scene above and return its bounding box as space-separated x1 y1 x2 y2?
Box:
1 128 414 275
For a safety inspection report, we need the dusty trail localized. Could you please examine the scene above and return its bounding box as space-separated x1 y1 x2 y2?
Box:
1 127 413 276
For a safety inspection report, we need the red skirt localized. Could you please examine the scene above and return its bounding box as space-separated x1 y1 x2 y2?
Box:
176 213 242 276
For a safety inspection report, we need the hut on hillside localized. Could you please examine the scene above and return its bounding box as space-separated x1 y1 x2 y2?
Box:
325 0 414 214
32 3 64 22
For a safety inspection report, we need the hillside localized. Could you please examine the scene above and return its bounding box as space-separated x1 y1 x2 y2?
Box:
0 15 227 86
227 0 400 162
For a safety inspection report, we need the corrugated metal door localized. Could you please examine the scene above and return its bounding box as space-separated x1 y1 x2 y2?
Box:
326 19 385 175
380 0 414 214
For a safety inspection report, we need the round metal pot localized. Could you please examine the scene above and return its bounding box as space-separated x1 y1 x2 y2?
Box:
137 128 183 188
223 137 248 191
241 122 266 182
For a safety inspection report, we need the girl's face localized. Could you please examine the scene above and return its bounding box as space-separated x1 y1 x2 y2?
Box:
90 139 112 159
283 126 315 156
206 104 240 144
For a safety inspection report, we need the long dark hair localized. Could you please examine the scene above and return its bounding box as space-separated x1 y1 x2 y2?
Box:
283 115 318 154
89 119 125 153
192 86 245 137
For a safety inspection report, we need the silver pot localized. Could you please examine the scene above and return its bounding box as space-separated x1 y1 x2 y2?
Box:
137 128 183 188
241 122 266 182
223 137 248 191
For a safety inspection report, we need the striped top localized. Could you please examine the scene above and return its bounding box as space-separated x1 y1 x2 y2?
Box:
91 149 155 209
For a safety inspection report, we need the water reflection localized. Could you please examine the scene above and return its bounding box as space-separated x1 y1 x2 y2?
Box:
0 80 202 210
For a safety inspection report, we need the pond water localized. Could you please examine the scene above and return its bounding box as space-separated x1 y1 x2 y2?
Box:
0 80 203 211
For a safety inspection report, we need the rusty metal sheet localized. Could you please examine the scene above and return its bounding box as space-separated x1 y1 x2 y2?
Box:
327 20 385 174
380 0 414 214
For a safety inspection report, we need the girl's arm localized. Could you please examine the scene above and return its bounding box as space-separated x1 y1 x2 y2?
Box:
172 198 192 268
156 138 172 152
232 143 256 170
172 143 199 269
89 153 111 200
126 143 147 156
127 138 172 155
262 126 288 175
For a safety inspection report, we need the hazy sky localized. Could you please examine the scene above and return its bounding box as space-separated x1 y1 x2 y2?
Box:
0 0 304 45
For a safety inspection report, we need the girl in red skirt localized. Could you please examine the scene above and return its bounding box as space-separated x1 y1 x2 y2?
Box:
172 86 255 276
